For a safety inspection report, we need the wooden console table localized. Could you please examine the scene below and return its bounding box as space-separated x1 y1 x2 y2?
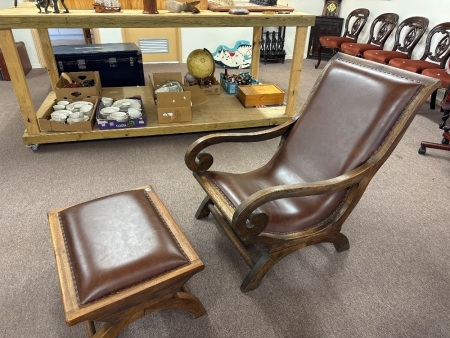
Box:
0 3 315 149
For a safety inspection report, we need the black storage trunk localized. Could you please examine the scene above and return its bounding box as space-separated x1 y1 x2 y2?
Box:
53 43 145 87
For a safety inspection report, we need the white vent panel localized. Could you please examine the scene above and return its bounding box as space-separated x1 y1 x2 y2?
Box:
139 38 169 54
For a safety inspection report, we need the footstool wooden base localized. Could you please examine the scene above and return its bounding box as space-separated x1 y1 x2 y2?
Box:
48 185 206 338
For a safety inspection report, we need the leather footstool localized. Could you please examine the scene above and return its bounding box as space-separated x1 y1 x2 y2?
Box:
48 185 206 338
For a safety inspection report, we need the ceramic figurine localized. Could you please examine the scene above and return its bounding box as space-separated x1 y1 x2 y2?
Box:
164 0 200 14
53 0 69 13
35 0 69 13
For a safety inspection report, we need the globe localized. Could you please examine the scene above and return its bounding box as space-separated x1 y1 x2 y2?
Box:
186 49 215 79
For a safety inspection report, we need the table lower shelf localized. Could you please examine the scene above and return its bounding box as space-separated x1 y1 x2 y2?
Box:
23 87 293 145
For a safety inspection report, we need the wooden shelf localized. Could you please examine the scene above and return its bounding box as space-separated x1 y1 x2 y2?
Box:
0 2 315 147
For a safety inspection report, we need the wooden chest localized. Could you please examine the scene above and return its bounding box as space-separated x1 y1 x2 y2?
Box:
237 84 285 108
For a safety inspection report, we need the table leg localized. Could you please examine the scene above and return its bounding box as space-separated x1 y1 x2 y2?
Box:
285 26 307 117
0 29 40 136
35 28 59 91
251 27 262 81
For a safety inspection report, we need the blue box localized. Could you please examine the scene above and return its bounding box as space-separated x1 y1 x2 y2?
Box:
220 72 259 95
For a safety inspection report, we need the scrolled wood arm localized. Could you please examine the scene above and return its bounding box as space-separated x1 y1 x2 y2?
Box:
232 162 375 240
184 118 297 173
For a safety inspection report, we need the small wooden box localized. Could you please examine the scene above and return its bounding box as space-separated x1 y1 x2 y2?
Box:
237 84 285 108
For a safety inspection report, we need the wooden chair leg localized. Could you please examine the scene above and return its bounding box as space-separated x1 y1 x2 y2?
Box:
430 89 437 110
327 232 350 252
86 321 96 337
315 45 323 69
195 196 213 219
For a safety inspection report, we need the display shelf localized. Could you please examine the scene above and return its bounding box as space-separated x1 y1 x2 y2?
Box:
0 2 315 147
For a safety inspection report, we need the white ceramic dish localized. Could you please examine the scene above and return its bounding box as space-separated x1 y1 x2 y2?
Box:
112 99 141 110
127 108 142 119
66 101 94 111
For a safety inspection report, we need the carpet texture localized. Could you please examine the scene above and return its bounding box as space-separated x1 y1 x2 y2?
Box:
0 59 449 338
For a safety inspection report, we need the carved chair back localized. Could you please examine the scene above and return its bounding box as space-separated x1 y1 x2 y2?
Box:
391 16 429 58
342 8 370 41
365 13 399 48
419 22 450 67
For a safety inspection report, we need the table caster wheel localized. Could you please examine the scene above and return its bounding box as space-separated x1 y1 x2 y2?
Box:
418 146 426 155
27 144 40 152
442 138 449 145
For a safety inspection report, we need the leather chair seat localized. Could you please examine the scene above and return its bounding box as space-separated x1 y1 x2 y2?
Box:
205 170 347 234
364 50 407 64
319 36 354 49
388 59 441 73
58 189 190 305
341 43 381 57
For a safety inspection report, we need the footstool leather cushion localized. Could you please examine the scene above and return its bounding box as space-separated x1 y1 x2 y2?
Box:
59 189 189 305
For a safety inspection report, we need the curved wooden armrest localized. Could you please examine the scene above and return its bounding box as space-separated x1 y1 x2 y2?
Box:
232 162 375 240
185 117 298 173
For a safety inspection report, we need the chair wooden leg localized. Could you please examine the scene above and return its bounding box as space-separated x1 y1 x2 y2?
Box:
327 231 350 252
430 89 437 110
315 45 323 69
86 321 96 337
195 196 212 219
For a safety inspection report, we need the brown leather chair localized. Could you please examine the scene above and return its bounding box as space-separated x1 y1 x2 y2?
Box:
341 13 399 57
363 16 429 64
185 53 439 292
315 8 370 69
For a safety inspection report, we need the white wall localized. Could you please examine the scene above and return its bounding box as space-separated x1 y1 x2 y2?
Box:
4 0 450 67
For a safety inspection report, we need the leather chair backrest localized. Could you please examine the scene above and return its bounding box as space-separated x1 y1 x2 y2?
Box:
268 55 423 182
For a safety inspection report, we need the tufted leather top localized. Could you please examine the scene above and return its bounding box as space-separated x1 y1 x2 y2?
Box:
58 189 189 305
207 57 423 234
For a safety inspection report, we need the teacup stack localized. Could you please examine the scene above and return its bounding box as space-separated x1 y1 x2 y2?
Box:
50 100 94 124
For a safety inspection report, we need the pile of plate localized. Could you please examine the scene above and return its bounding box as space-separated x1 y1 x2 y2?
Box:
99 98 142 122
50 100 94 124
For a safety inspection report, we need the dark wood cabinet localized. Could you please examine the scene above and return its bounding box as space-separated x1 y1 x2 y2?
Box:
307 16 344 60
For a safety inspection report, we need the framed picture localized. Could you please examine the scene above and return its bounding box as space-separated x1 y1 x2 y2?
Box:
322 0 341 17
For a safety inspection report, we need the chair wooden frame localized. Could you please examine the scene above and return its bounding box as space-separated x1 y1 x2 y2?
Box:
185 54 440 292
315 8 370 69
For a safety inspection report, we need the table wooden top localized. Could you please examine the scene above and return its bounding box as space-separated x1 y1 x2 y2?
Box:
0 2 315 29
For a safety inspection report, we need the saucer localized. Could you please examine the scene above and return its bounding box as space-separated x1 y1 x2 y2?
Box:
112 99 141 110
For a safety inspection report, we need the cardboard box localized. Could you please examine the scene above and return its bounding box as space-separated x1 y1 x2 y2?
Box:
96 97 147 130
237 84 285 108
38 97 98 132
148 72 207 124
55 71 102 100
184 75 221 95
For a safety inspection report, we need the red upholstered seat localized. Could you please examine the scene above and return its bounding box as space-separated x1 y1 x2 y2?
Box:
319 36 354 50
341 12 399 57
341 43 380 56
365 50 408 64
364 16 429 64
389 59 440 73
421 68 450 88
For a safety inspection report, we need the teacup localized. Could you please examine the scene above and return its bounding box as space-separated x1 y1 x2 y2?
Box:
80 105 92 115
127 108 142 119
67 116 85 124
108 111 129 122
69 111 84 119
101 97 113 107
53 104 66 111
57 100 70 106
